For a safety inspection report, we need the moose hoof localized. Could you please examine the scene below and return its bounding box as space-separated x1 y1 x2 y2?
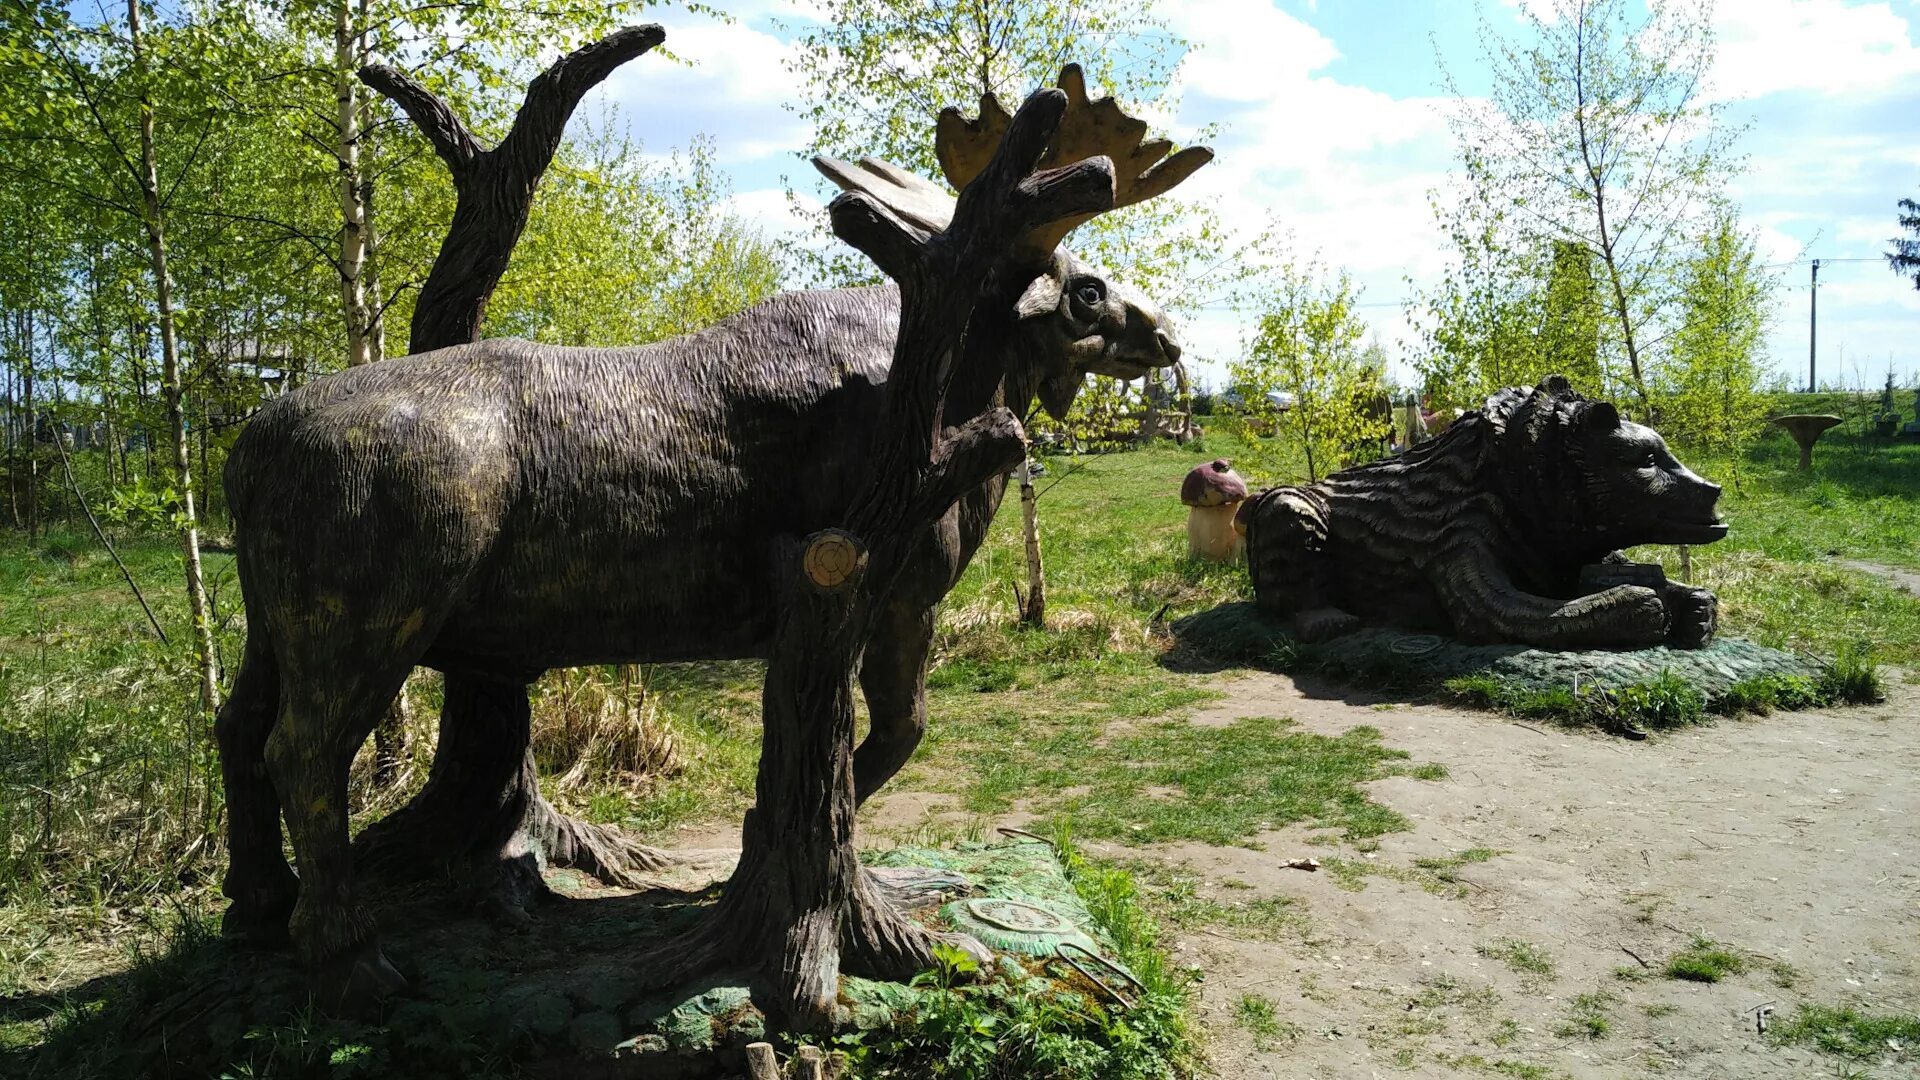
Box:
221 883 296 949
937 931 995 976
313 944 410 1016
1294 607 1360 644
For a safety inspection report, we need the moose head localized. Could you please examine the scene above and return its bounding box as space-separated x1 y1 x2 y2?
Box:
814 65 1210 420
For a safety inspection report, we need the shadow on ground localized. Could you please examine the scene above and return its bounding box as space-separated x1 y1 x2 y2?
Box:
3 875 755 1080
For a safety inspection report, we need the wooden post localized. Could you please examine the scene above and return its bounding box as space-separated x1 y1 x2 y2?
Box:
744 1042 781 1080
794 1045 828 1080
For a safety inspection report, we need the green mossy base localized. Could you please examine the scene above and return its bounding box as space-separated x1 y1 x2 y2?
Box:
1173 602 1824 711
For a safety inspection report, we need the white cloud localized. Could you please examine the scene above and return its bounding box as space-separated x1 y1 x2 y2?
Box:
1145 0 1458 381
594 9 811 165
1710 0 1920 101
726 187 816 239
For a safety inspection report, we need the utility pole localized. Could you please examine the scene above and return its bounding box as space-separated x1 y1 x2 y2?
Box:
1808 258 1820 393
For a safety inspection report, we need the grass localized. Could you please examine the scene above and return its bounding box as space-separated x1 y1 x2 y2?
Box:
1554 992 1615 1039
1232 993 1298 1049
1440 1052 1563 1079
1662 936 1748 983
1323 846 1504 899
1412 847 1503 882
1476 938 1557 981
1768 1003 1920 1061
1121 860 1307 940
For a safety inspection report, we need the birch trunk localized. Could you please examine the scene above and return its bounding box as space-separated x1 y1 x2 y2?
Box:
130 0 220 723
335 0 374 367
1016 455 1045 627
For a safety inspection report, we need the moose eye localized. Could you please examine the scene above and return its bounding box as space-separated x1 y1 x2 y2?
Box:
1072 280 1105 307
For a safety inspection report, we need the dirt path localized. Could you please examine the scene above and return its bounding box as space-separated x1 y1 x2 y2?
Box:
1838 559 1920 596
1089 673 1920 1079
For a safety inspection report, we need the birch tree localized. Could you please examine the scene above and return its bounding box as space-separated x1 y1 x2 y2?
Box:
1445 0 1741 417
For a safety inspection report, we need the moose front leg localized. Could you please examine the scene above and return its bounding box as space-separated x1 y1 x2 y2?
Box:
1434 545 1668 650
855 600 935 805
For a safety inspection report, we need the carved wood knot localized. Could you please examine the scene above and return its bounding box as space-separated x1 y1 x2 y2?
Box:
802 529 866 592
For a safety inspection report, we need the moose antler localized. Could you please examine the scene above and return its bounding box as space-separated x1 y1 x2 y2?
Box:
814 64 1211 260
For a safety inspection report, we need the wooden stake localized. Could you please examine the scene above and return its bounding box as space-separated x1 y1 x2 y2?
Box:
744 1041 780 1080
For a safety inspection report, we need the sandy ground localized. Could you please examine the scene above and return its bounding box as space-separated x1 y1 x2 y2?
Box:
1065 671 1920 1080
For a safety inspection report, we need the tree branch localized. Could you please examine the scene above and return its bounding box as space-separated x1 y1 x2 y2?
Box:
907 408 1027 528
496 24 667 188
357 63 480 177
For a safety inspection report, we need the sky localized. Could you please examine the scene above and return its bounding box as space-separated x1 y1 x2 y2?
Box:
585 0 1920 391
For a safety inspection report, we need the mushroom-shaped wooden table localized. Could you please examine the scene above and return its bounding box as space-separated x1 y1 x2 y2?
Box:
1770 414 1844 471
1182 458 1249 561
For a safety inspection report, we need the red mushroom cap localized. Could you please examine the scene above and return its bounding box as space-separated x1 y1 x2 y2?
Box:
1181 458 1248 507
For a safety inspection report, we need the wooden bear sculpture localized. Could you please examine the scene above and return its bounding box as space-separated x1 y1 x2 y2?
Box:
1237 377 1725 650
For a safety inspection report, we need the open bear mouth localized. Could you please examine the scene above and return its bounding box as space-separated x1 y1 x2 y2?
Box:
1666 519 1730 541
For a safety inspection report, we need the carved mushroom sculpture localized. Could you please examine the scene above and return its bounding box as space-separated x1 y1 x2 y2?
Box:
1182 458 1249 562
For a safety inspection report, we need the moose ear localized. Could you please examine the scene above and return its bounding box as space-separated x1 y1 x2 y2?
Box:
1016 273 1063 320
1585 401 1622 431
1039 372 1083 420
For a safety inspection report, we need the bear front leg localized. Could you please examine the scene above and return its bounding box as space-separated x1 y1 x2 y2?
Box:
1434 550 1668 649
1662 583 1718 649
1243 486 1358 640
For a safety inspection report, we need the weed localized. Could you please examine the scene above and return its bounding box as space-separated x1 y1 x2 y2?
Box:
1820 642 1886 705
1442 1052 1564 1079
1554 992 1614 1039
1409 973 1501 1014
1768 1003 1920 1061
1445 672 1710 730
1121 861 1304 940
1643 1002 1679 1018
1663 936 1747 983
1232 993 1298 1048
1716 673 1822 716
1411 847 1503 884
1476 938 1556 981
1771 961 1801 989
1610 670 1707 727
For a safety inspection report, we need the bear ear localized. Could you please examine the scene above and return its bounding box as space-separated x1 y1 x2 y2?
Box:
1540 374 1573 398
1585 401 1622 431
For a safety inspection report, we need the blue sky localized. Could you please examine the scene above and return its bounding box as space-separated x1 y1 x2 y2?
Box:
588 0 1920 390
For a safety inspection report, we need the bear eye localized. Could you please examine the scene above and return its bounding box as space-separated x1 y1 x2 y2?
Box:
1073 280 1105 306
1640 451 1658 469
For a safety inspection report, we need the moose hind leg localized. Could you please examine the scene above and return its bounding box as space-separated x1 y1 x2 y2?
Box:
854 602 934 806
215 635 297 945
266 654 413 1010
355 672 672 901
